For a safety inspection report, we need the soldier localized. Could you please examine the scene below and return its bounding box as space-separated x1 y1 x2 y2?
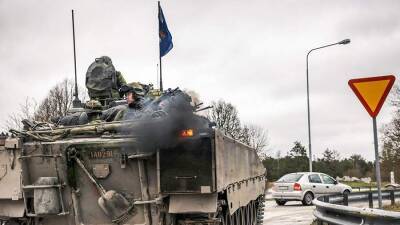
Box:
86 56 127 106
102 82 145 121
57 100 103 126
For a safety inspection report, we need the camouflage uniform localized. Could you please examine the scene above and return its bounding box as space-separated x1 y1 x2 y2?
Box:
58 100 104 126
112 100 143 121
113 71 127 98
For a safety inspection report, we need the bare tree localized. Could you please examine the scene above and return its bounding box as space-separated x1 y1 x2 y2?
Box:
207 100 242 139
390 85 400 109
34 79 74 122
4 78 87 130
240 124 269 158
207 100 269 158
3 98 37 130
34 79 88 122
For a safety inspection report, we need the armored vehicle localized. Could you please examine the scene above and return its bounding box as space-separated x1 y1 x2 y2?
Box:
0 88 266 225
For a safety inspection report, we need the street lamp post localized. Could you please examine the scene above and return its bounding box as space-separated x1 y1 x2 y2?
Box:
306 39 350 172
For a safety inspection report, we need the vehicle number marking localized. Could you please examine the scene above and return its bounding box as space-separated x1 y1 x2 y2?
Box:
89 150 113 159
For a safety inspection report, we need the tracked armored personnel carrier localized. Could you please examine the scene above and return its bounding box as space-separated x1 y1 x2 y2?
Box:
0 88 266 225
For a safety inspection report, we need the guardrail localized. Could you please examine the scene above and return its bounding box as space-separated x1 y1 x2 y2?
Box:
313 189 400 225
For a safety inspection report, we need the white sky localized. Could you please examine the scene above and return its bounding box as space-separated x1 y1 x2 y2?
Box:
0 0 399 160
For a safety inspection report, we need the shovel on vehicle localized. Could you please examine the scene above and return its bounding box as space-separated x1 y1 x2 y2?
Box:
74 157 134 223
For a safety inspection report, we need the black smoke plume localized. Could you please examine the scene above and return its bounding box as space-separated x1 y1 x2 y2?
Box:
118 88 211 153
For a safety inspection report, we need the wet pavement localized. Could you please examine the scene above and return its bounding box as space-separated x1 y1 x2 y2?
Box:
262 197 395 225
263 200 315 225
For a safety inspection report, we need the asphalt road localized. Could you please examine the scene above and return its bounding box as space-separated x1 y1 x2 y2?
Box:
262 197 396 225
262 200 315 225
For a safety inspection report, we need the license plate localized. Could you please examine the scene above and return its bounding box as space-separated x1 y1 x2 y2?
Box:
278 186 288 190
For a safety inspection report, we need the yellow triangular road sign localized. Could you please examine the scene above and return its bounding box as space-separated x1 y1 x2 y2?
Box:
348 75 395 117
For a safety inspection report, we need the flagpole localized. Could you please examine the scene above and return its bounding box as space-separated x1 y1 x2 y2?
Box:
158 1 163 92
159 54 163 92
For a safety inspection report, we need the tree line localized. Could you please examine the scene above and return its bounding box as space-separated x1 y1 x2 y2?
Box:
262 142 374 181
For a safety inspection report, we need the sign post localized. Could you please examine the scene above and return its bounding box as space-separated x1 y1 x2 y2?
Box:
372 116 382 208
348 75 396 209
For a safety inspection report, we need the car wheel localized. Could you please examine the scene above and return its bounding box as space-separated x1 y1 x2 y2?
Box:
302 192 314 206
275 199 287 206
343 190 350 196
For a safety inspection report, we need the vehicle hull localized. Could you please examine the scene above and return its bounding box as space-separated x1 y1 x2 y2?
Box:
0 129 266 225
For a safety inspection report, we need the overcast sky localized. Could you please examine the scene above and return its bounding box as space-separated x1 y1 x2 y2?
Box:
0 0 399 160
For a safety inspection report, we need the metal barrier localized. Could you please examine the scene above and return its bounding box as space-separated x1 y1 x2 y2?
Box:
313 190 400 225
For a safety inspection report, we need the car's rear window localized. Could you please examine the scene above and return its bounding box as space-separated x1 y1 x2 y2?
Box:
276 174 303 183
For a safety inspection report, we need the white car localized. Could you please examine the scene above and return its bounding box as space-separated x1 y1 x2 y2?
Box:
271 172 352 206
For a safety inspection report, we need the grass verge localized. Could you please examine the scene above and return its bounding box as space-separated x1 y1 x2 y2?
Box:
341 181 390 189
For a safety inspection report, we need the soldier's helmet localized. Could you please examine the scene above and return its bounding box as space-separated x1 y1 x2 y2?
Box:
119 82 146 99
127 82 145 97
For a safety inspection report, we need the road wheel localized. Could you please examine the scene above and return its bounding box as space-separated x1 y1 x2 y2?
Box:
343 190 350 196
275 199 287 206
256 196 265 225
302 192 314 206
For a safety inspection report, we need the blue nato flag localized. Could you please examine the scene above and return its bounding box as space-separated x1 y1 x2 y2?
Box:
158 2 173 57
